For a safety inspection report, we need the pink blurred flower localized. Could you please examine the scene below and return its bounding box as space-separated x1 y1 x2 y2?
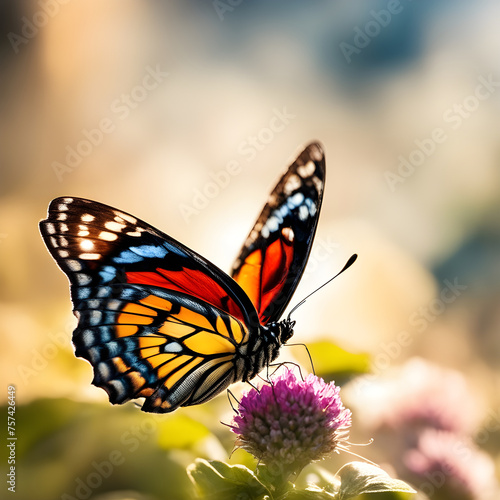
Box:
404 429 497 500
350 358 482 436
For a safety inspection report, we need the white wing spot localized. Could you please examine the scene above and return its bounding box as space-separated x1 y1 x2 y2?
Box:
97 287 112 298
76 273 92 286
79 253 101 260
312 175 322 192
89 310 102 325
107 300 121 310
265 215 280 233
58 204 68 211
282 227 294 242
298 204 309 221
109 380 126 399
82 329 95 347
297 160 315 178
98 362 110 380
105 221 126 232
283 174 301 195
81 214 95 222
62 197 74 203
115 211 137 224
87 347 100 364
57 213 68 221
289 192 305 207
164 341 183 353
60 223 69 232
58 250 69 258
126 232 141 237
80 240 94 251
78 288 91 299
66 259 82 271
45 223 56 235
99 231 118 241
60 237 68 247
78 230 90 237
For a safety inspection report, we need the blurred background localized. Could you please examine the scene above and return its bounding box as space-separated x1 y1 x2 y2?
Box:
1 1 499 499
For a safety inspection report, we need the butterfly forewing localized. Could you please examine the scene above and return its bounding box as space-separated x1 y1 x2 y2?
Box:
231 142 325 324
40 197 257 326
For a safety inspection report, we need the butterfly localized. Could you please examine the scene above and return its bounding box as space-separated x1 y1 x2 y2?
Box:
39 142 325 413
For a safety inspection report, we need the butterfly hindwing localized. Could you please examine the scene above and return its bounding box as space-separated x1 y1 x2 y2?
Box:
72 283 251 413
231 142 325 324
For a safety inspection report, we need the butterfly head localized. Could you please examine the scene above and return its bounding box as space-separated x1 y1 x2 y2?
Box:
284 317 296 343
273 317 295 346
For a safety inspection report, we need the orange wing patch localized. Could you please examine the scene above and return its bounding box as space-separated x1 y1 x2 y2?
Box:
116 302 157 337
157 355 193 380
183 331 234 355
147 353 176 370
139 295 172 311
233 230 294 322
116 324 139 338
169 306 215 332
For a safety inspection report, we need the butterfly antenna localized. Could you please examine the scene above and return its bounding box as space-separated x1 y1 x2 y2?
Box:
287 254 358 320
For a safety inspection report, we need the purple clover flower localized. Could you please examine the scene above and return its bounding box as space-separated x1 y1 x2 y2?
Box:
231 369 352 480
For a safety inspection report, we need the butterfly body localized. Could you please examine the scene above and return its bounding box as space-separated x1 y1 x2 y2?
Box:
40 143 324 413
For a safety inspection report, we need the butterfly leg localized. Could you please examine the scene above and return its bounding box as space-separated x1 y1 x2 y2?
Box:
281 342 316 375
226 389 241 414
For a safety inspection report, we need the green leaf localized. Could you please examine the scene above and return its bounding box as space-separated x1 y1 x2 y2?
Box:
157 414 211 449
187 459 270 500
296 464 340 494
336 462 416 500
295 340 370 381
283 485 338 499
255 464 294 498
356 492 417 499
